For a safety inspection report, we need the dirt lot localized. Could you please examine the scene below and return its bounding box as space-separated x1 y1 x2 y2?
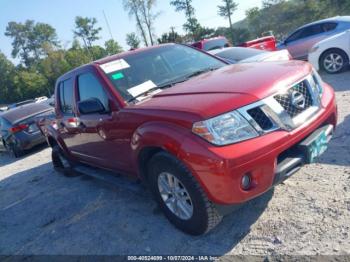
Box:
0 72 349 257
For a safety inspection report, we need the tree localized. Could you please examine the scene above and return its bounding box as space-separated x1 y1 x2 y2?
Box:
170 0 201 40
5 20 59 66
126 32 141 49
139 0 159 45
157 27 183 44
217 0 238 44
104 39 123 55
0 51 16 104
73 17 102 50
123 0 149 46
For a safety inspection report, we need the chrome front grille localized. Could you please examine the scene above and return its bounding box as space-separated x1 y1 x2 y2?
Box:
247 107 274 130
238 72 322 133
274 81 313 118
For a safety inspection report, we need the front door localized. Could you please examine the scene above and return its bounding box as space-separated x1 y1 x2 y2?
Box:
73 71 126 170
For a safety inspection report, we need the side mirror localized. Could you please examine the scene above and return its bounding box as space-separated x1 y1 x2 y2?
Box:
78 98 105 115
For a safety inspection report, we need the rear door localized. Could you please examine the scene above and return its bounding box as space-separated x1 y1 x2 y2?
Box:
285 23 338 59
56 77 81 153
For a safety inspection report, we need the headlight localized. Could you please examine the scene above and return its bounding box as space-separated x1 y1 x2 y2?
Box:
192 111 259 145
310 45 319 53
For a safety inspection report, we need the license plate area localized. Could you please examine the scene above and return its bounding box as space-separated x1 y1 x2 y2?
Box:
298 124 333 164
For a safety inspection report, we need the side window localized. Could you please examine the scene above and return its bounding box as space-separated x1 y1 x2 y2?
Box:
78 73 109 112
58 78 74 115
299 24 323 39
286 29 303 43
322 22 337 32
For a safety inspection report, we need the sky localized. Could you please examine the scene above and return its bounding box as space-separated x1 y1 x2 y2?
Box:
0 0 262 64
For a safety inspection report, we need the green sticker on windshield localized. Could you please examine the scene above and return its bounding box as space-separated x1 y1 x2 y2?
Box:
112 72 124 80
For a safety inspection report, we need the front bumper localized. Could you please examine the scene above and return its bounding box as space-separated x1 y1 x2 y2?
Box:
178 83 337 205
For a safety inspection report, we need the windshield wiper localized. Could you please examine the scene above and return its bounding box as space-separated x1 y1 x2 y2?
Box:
127 86 163 103
185 67 220 79
127 67 220 103
128 78 188 103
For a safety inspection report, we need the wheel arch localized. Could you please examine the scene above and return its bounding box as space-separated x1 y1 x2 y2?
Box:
319 47 349 69
132 121 190 181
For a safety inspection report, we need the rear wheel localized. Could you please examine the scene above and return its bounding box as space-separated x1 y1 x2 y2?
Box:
320 49 349 74
51 145 77 177
147 152 222 235
4 141 24 158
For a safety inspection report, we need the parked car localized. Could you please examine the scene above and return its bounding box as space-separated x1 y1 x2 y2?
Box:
8 99 35 110
35 96 48 103
0 106 8 112
308 30 350 74
209 47 291 64
38 44 337 235
238 36 276 51
0 103 54 157
277 16 350 60
191 36 230 51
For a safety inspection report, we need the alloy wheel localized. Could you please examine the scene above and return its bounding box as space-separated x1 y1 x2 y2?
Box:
157 172 193 220
323 53 344 73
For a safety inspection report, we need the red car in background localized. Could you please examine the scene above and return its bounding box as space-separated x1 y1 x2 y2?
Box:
192 35 277 51
39 44 337 235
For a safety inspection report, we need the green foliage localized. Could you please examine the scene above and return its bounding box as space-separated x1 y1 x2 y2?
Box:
104 39 123 55
245 0 350 40
157 27 183 43
126 33 141 49
2 17 124 104
5 20 59 66
170 0 202 40
218 0 238 18
73 16 102 49
217 0 238 43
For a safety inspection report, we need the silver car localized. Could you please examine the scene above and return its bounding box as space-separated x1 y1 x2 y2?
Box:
277 16 350 60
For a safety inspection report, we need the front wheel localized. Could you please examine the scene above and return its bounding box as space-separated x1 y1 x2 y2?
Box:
320 49 349 74
147 152 222 235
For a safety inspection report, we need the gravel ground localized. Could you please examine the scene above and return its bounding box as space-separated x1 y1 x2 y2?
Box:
0 72 349 257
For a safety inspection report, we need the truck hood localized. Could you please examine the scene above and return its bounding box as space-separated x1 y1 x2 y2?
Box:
132 60 312 119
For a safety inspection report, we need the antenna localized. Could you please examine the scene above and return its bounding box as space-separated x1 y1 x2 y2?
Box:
103 10 114 40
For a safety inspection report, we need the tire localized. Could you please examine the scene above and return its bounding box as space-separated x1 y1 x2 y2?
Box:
147 151 222 235
51 145 77 177
4 141 24 158
320 49 349 74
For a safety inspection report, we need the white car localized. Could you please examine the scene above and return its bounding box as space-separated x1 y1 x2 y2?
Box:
35 96 48 103
308 30 350 74
209 47 291 64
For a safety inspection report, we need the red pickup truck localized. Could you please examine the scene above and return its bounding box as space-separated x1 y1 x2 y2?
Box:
39 44 337 235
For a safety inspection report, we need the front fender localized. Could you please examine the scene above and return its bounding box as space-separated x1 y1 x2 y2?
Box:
131 121 190 170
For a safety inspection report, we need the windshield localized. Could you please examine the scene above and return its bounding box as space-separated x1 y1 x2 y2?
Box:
215 47 266 62
203 38 229 51
100 44 226 102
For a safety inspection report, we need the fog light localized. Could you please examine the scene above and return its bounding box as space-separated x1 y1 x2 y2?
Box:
241 174 252 190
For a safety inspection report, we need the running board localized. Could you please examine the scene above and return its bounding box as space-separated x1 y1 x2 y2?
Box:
73 165 143 194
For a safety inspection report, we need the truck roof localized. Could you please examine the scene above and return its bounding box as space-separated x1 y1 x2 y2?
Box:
57 44 175 80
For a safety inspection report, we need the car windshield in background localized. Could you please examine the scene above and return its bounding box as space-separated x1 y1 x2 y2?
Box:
203 39 229 51
215 47 267 63
101 44 226 102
